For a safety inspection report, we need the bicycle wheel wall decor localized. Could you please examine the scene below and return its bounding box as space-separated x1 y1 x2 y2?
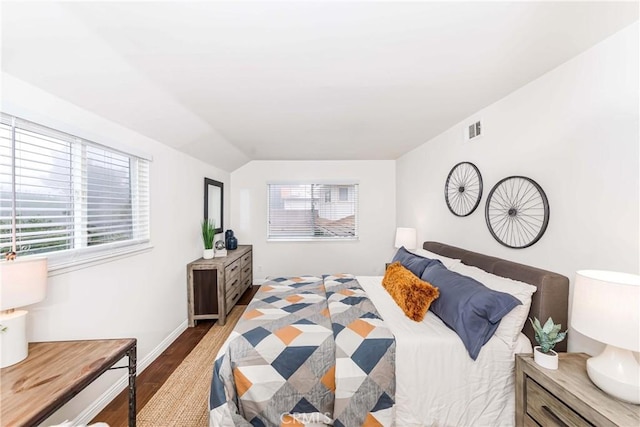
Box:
445 162 483 217
485 176 549 249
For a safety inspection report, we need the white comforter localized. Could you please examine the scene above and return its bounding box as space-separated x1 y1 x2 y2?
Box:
358 276 532 427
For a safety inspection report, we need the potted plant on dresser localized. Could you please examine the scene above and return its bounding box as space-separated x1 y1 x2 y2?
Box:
530 317 567 370
201 219 215 259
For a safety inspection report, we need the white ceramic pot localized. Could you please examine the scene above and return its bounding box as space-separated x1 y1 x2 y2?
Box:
203 248 214 259
534 346 558 370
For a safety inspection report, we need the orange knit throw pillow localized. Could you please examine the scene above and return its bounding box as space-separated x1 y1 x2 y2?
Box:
382 262 440 321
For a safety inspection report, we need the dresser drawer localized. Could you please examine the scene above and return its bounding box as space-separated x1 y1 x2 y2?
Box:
526 378 592 427
241 263 252 280
241 274 252 291
225 274 242 298
225 258 241 280
240 251 252 267
225 285 243 311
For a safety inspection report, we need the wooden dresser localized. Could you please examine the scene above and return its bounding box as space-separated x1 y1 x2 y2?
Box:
187 245 252 326
515 353 640 427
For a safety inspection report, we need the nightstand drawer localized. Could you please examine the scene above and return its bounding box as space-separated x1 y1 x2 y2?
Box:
524 414 539 427
526 378 592 427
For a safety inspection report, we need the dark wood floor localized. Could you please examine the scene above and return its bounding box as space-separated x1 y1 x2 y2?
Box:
92 285 259 427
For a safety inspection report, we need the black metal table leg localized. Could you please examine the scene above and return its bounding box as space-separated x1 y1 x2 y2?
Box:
128 342 137 427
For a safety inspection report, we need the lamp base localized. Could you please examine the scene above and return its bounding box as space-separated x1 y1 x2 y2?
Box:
586 344 640 404
0 309 29 368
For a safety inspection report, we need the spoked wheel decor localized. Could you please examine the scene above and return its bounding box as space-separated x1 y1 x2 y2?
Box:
485 176 549 249
445 162 483 217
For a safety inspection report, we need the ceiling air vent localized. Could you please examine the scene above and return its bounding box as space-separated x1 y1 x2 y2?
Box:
465 120 482 141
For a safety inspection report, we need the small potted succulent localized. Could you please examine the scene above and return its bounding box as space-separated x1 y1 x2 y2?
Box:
201 219 216 259
530 317 567 370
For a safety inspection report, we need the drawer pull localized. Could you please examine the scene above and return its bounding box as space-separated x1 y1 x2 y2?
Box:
230 265 238 272
243 267 250 273
542 405 568 427
230 279 238 287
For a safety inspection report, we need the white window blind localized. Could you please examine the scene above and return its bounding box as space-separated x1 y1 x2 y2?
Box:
0 113 150 258
267 183 358 240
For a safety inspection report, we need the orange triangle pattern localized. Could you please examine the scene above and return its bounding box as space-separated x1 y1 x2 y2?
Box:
348 319 376 338
280 414 304 427
321 364 336 392
274 325 302 345
243 309 262 320
286 295 303 303
233 368 253 398
362 413 383 427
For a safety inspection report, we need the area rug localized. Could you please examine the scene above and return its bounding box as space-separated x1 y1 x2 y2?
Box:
137 306 244 427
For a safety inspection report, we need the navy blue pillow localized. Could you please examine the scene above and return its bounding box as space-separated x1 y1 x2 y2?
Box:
421 261 520 360
392 246 434 278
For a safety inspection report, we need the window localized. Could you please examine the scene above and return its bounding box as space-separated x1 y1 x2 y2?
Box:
267 183 358 240
338 186 349 201
0 113 150 261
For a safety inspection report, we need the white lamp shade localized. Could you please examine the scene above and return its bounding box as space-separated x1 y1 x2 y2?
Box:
0 257 48 311
394 227 417 250
571 270 640 352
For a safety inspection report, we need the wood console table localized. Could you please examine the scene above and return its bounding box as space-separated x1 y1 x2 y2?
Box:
0 338 137 427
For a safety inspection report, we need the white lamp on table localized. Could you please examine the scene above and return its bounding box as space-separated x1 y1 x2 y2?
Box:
394 227 417 250
0 257 48 368
571 270 640 404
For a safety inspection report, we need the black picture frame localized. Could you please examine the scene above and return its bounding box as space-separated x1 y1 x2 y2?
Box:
204 178 223 235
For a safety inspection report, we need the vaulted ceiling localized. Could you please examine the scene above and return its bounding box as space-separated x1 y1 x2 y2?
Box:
2 1 637 171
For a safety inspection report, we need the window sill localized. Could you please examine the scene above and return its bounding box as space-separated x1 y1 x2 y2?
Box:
47 243 154 276
267 238 359 243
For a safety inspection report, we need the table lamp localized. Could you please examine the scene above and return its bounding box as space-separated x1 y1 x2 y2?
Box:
571 270 640 404
0 257 48 368
394 227 417 250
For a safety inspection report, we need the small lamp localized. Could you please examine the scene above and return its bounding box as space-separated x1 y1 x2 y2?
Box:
571 270 640 404
394 227 417 250
0 257 48 368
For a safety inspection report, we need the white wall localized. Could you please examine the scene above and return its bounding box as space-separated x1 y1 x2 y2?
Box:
230 160 396 279
396 23 639 354
1 73 229 425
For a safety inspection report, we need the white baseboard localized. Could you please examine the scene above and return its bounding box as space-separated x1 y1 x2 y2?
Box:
72 320 188 425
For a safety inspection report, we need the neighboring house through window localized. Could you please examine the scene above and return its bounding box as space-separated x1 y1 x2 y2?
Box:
267 183 358 240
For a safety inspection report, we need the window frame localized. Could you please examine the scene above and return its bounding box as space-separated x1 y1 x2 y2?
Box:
1 113 151 271
266 182 359 242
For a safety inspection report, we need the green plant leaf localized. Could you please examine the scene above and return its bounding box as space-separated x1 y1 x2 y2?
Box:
542 317 554 333
200 219 216 249
530 317 541 333
531 317 566 350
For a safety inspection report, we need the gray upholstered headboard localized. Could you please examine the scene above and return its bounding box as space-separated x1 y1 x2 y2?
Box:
423 241 570 352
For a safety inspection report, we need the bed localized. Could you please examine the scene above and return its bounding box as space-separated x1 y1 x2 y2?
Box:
209 241 569 426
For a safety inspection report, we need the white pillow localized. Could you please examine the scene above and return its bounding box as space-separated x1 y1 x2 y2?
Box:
407 248 461 269
448 263 537 348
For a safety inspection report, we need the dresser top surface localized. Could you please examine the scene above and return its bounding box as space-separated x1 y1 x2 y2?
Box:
188 244 251 267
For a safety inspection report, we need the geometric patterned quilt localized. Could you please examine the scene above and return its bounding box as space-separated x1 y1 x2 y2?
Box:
209 274 395 427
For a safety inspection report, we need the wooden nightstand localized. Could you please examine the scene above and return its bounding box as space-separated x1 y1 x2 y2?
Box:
515 353 639 426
